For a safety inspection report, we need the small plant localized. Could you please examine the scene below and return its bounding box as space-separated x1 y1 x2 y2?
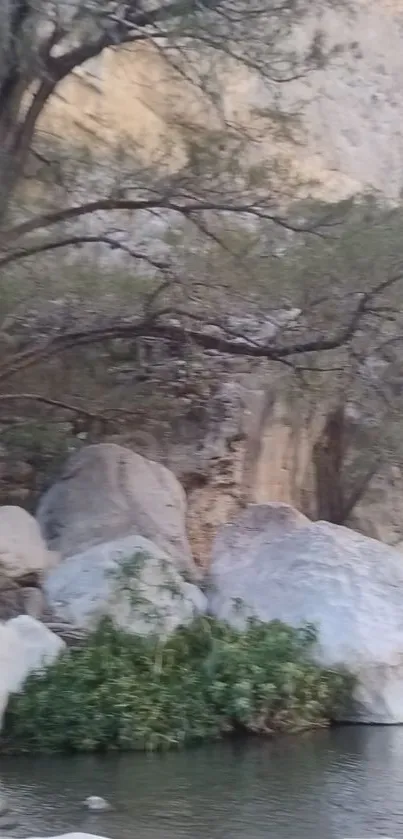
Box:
2 617 353 754
107 549 185 632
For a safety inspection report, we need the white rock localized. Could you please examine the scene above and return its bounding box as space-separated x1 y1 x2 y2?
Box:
0 616 65 726
44 534 207 637
209 503 403 724
28 835 108 839
0 506 59 580
84 796 110 811
37 443 199 581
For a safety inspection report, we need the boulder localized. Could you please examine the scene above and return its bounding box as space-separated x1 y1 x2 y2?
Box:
0 616 65 725
84 796 110 811
0 506 58 620
37 444 198 581
209 503 403 724
44 534 207 636
210 502 310 557
0 506 58 580
28 835 108 839
0 580 47 621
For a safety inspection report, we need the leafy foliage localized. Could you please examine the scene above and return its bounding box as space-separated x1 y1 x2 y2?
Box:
2 617 353 753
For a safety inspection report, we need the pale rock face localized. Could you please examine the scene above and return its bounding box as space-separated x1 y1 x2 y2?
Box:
0 622 21 722
84 797 110 812
0 616 65 726
247 0 403 199
0 506 59 620
37 443 199 581
347 464 403 549
209 503 403 723
0 506 58 580
28 835 108 839
39 0 403 201
44 534 206 637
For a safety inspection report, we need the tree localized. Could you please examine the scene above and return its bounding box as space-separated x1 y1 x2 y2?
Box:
1 0 403 528
276 200 403 526
0 0 359 373
0 0 323 215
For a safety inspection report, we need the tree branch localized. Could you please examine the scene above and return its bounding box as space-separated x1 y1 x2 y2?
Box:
0 393 101 419
0 393 145 424
2 196 331 244
46 0 224 85
0 234 171 271
0 267 401 386
0 301 377 384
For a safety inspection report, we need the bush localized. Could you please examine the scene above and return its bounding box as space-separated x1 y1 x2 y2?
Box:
2 617 353 753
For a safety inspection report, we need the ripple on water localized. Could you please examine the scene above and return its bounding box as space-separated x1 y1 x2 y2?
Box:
2 727 403 839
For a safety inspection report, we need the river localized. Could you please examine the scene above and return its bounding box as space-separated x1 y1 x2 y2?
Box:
2 727 403 839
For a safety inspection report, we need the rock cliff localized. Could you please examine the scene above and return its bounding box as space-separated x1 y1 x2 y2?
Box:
38 0 403 201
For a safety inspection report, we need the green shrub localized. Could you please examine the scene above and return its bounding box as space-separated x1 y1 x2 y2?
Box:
2 617 353 753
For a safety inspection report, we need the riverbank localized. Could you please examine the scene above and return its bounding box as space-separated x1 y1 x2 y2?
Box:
1 617 352 753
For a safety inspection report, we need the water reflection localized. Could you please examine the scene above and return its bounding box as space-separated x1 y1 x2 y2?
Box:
2 727 403 839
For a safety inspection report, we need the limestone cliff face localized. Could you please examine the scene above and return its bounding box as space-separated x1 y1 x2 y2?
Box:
106 384 328 567
39 0 403 201
281 0 403 199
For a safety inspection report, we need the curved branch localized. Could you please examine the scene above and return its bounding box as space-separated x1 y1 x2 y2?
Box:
3 197 327 244
0 393 141 423
0 305 373 384
0 234 170 271
0 393 100 419
0 270 401 384
48 0 205 83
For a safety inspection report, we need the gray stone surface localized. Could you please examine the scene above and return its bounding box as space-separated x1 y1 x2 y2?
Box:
209 503 403 723
28 835 108 839
0 505 58 580
44 534 206 637
37 443 199 581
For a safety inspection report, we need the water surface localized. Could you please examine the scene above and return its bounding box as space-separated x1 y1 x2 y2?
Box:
2 727 403 839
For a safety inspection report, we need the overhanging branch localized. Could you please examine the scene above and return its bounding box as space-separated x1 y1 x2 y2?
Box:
2 197 332 245
0 276 396 384
0 393 101 420
0 234 171 271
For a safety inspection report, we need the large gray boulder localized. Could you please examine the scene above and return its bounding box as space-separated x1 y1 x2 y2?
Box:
44 534 207 637
0 616 65 726
37 443 199 581
209 503 403 724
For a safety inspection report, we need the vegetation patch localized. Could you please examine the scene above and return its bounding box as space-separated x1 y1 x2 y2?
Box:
2 617 353 753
